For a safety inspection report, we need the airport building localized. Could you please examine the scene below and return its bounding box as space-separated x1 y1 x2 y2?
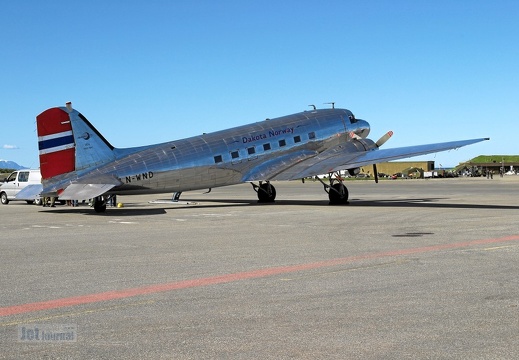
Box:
360 161 435 178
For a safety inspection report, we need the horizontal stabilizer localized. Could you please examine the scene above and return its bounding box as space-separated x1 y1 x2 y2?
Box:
15 184 43 200
58 183 117 200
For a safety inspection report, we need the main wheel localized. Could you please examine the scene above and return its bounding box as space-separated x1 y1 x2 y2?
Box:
257 183 276 203
0 192 9 205
328 183 349 205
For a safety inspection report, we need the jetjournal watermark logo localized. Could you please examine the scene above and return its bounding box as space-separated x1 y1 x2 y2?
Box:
18 324 77 343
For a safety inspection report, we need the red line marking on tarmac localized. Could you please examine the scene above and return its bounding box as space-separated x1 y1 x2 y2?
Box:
2 235 519 317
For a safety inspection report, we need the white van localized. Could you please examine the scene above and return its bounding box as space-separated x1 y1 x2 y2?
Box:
0 169 42 205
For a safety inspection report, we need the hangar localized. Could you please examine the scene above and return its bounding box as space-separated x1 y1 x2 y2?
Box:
456 155 519 176
359 161 435 178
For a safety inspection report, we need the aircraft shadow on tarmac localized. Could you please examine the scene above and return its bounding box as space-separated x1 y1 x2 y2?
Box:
165 197 519 211
39 207 168 216
39 197 519 216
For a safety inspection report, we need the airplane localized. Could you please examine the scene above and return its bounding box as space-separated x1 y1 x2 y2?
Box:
18 102 488 212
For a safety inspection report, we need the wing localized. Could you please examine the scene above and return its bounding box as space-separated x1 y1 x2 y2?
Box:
244 137 489 181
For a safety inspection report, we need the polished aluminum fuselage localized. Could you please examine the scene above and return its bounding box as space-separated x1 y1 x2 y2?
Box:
84 108 370 195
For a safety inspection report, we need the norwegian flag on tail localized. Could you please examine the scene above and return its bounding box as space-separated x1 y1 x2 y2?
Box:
37 107 76 179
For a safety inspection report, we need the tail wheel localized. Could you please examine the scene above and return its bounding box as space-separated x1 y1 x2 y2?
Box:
257 183 276 203
1 192 9 205
328 183 349 205
93 197 107 213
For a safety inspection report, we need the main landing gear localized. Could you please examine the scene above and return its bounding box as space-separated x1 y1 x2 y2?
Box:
251 181 276 203
251 176 348 205
316 173 349 205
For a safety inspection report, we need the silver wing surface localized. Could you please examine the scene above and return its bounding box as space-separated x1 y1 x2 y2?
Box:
57 183 118 200
15 184 43 200
246 137 488 181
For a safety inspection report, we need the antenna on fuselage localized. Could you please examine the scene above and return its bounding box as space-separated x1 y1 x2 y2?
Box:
308 104 316 110
324 102 335 109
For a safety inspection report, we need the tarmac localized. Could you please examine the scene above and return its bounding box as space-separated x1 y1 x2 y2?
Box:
1 176 518 359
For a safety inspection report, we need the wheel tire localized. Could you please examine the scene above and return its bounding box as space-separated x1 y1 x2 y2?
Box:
0 192 9 205
257 183 276 203
26 200 34 205
94 201 107 213
328 183 349 205
34 198 43 206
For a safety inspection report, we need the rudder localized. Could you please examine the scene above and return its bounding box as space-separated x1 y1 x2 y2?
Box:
37 107 76 179
37 103 116 180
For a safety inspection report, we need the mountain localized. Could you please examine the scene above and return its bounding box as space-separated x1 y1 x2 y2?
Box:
0 160 26 170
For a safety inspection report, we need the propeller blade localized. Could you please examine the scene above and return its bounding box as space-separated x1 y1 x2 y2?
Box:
373 163 379 183
375 131 393 148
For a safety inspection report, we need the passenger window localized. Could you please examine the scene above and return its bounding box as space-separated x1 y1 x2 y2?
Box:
279 139 286 147
294 135 301 143
247 147 256 155
263 143 271 151
231 151 240 159
214 155 223 164
308 131 316 140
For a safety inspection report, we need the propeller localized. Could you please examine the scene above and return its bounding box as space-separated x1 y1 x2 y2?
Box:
373 131 393 183
375 130 393 148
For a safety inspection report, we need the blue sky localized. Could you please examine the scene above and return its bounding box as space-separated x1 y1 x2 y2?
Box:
1 0 517 168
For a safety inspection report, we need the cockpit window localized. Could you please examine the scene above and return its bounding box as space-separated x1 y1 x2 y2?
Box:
348 114 357 124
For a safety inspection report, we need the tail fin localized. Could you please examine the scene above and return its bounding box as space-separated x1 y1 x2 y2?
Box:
37 102 115 180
